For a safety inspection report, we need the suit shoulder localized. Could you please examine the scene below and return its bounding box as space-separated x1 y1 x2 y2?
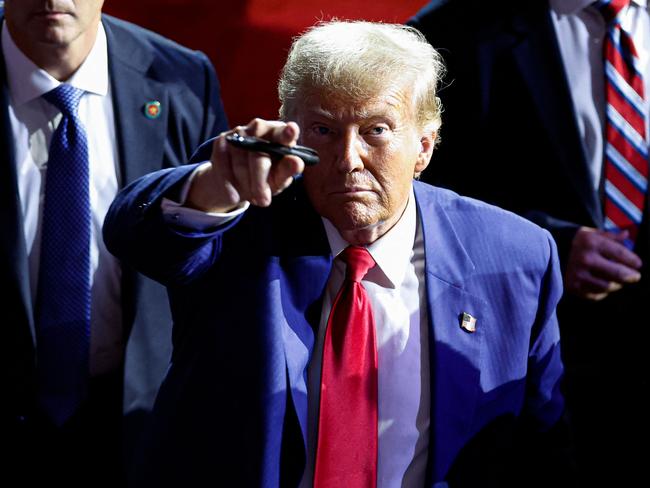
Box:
408 0 532 34
408 0 459 26
102 15 212 74
409 0 493 27
416 181 555 260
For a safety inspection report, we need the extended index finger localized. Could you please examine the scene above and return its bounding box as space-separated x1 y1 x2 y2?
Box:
245 119 300 147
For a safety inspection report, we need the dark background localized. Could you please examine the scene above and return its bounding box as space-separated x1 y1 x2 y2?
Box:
104 0 425 127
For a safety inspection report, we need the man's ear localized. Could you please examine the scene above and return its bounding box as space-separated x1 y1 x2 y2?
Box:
414 129 437 178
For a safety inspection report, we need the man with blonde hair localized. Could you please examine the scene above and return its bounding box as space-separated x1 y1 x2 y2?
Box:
105 20 569 487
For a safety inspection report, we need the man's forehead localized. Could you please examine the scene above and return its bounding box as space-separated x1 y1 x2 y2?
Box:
298 89 413 121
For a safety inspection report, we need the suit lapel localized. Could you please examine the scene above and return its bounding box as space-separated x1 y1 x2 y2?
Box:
274 184 332 446
414 183 487 481
280 253 331 447
102 16 169 187
0 29 36 344
496 3 601 225
102 17 171 341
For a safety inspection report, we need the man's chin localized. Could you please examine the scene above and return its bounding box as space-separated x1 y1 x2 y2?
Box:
36 32 73 46
32 20 78 46
327 204 385 236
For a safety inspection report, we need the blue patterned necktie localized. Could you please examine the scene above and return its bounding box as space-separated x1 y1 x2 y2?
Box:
35 84 91 426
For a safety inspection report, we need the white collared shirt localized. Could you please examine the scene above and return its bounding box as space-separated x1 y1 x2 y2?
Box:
549 0 650 192
301 189 430 487
2 21 124 376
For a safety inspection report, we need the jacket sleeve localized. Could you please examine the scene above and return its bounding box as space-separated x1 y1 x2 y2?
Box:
103 163 241 287
525 229 565 428
515 229 578 483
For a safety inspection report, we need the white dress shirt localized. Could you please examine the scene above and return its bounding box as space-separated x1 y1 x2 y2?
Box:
550 0 650 192
3 22 124 376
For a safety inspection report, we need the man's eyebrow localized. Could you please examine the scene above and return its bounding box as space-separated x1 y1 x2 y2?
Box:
304 106 397 121
304 107 336 119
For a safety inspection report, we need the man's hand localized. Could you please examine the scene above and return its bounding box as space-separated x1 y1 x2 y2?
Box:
565 227 642 301
186 119 305 213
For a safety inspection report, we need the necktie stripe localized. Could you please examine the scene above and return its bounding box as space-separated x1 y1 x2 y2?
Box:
605 216 617 228
603 198 640 243
605 179 644 222
606 112 648 161
606 63 646 113
596 0 628 21
606 84 646 134
605 38 645 96
606 145 649 191
619 27 640 60
606 165 646 209
604 215 639 243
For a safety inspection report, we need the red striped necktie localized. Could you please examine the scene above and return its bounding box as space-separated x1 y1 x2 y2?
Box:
314 246 378 488
596 0 649 249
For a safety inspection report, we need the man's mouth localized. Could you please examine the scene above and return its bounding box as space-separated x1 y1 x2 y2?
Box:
34 10 73 20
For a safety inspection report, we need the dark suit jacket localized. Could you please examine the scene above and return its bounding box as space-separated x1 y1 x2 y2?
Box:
408 0 650 366
103 152 567 487
0 12 228 464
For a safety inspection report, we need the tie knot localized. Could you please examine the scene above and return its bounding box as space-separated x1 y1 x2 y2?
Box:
341 246 375 282
594 0 630 24
43 84 84 117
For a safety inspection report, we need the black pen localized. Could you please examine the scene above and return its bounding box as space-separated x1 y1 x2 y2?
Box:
225 133 319 166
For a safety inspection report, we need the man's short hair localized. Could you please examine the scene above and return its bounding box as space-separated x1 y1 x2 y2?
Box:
278 20 445 136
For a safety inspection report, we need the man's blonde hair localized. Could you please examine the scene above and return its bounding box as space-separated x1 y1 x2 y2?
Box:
278 20 444 136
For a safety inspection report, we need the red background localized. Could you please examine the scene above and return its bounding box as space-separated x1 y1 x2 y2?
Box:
104 0 426 127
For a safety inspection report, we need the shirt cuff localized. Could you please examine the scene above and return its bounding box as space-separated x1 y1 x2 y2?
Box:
161 162 250 231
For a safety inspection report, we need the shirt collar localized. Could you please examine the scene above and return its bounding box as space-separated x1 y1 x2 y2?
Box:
322 186 417 288
1 20 108 107
550 0 647 15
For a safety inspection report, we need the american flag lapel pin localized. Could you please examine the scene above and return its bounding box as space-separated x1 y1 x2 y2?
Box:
460 312 477 333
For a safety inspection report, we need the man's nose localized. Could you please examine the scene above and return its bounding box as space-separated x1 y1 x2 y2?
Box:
336 132 366 173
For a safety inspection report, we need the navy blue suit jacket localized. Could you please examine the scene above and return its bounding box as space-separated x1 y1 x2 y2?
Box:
0 13 228 453
104 152 566 486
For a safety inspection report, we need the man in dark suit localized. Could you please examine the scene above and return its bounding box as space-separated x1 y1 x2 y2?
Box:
0 0 227 485
105 20 569 487
408 0 649 485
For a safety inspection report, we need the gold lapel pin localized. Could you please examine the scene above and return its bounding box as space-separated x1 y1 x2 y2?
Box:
460 312 477 333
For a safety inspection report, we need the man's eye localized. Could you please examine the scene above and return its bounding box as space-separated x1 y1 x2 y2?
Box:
314 126 330 135
369 126 387 135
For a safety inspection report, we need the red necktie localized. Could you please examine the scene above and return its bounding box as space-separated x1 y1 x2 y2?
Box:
314 246 378 488
597 0 648 249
